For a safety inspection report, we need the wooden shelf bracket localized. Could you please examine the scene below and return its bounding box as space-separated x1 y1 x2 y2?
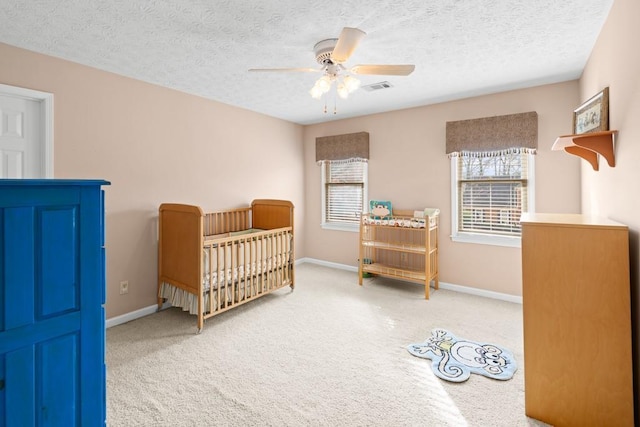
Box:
552 130 617 171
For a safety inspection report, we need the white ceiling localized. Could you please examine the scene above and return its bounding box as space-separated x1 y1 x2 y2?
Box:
0 1 614 125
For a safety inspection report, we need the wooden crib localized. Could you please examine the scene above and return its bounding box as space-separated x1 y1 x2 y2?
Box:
158 199 294 332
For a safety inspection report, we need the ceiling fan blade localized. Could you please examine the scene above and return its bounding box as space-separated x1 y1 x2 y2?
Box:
248 67 321 73
331 27 366 63
350 64 415 76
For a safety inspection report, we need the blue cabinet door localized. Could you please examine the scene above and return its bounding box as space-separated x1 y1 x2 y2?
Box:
0 180 109 427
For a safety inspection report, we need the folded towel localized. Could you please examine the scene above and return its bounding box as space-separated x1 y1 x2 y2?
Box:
424 208 440 217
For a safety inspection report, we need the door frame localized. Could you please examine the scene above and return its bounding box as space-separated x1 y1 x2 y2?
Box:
0 83 54 178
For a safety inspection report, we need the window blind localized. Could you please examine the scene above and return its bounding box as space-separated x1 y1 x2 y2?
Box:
324 160 365 224
457 150 529 235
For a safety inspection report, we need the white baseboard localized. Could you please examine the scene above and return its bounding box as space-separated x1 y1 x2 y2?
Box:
299 257 522 304
107 259 521 327
438 282 522 304
296 257 358 272
106 302 171 329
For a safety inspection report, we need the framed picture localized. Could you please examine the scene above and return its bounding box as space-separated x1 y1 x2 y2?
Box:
572 87 609 134
369 200 392 218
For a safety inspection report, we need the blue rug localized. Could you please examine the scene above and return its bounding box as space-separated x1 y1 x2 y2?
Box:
407 329 517 382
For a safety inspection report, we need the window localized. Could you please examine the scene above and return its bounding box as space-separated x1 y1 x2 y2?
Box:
315 131 369 231
321 159 368 231
451 149 535 247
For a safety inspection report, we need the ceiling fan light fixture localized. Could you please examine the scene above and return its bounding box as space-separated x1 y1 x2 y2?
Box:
309 85 324 99
316 75 332 92
310 72 360 103
337 83 349 99
342 74 361 93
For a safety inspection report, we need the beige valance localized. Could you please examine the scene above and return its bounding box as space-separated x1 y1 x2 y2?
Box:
446 112 538 154
316 132 369 162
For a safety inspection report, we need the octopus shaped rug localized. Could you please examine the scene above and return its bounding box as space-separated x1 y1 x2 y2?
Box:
407 329 517 382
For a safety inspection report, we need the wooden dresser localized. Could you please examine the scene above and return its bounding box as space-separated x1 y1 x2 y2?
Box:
0 179 109 426
520 213 633 427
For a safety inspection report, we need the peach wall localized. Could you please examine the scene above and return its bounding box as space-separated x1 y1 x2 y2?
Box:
578 0 640 417
303 81 582 296
0 42 305 319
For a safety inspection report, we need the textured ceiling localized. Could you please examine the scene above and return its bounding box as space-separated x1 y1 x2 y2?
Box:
0 1 614 125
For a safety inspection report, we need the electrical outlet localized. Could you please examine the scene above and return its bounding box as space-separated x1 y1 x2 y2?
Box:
119 281 129 295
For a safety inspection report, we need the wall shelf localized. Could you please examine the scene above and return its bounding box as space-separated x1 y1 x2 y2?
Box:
551 130 617 171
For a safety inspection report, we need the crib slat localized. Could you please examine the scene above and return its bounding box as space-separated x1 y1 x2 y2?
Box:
233 242 238 302
251 235 257 296
206 245 213 313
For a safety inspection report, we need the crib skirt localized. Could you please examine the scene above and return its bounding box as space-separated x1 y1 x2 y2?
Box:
160 230 293 314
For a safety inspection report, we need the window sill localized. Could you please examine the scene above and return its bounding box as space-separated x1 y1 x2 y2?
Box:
451 232 521 248
321 222 359 233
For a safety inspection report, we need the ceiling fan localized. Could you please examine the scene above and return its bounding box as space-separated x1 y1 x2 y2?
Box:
249 27 415 103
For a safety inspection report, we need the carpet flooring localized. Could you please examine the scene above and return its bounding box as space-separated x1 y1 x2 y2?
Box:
106 263 550 426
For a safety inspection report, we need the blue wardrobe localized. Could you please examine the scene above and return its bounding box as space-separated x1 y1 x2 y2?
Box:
0 179 109 426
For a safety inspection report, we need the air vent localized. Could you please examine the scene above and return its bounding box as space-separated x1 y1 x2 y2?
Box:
361 81 394 92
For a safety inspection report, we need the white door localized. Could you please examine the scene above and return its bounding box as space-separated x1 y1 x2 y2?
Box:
0 94 42 178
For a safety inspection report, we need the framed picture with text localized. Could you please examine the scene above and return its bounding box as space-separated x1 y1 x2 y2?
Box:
573 87 609 134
